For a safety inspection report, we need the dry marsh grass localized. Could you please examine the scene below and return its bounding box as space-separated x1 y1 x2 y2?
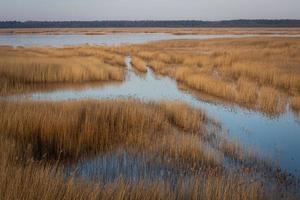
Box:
131 56 147 72
159 101 206 133
0 150 269 200
0 100 214 165
0 100 163 160
258 87 286 114
0 46 126 95
291 96 300 113
0 35 299 199
124 37 300 115
182 72 236 101
0 99 297 200
0 99 291 173
236 77 258 105
154 133 220 170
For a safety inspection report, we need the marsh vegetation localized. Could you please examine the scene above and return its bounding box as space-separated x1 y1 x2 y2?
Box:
0 46 125 95
0 99 298 199
0 33 300 199
123 37 300 115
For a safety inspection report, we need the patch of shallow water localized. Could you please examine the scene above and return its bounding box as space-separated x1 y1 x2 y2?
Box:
10 57 300 177
65 149 197 184
1 33 299 47
0 33 236 47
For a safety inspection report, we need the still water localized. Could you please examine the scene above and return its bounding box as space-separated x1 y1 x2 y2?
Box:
0 32 295 47
12 57 300 176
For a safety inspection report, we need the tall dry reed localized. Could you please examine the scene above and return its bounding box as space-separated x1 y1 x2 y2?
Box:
131 56 147 72
0 46 126 95
125 37 300 115
0 134 287 200
0 100 214 165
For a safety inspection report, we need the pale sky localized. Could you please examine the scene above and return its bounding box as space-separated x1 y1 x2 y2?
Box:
0 0 300 21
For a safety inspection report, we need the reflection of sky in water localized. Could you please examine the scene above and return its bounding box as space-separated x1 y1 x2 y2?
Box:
0 33 242 47
14 57 300 176
1 33 299 47
67 150 193 184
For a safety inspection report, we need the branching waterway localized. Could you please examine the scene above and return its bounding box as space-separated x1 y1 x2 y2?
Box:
8 57 300 177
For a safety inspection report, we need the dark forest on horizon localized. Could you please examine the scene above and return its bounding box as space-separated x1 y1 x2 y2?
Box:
1 20 300 28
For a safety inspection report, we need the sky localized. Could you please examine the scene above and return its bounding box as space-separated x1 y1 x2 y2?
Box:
0 0 300 21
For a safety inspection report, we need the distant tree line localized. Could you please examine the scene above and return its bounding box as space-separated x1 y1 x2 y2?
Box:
1 20 300 28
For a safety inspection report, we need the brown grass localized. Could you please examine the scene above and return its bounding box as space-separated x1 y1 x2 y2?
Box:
124 37 300 115
258 87 286 114
291 96 300 114
0 35 299 198
183 72 236 101
236 77 258 105
154 133 219 170
172 66 237 101
0 146 268 200
0 100 215 166
0 46 126 95
0 101 295 200
0 98 280 171
131 56 147 72
220 62 300 91
159 101 206 133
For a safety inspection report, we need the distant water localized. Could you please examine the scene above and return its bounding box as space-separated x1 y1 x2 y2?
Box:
1 32 298 47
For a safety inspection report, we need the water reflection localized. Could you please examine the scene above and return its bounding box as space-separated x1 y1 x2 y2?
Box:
66 149 194 184
11 57 300 176
1 33 299 47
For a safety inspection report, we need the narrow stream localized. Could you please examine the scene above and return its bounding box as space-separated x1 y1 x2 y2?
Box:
12 57 300 176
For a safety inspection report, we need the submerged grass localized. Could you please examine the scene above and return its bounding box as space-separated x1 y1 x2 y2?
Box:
0 148 268 200
0 99 297 200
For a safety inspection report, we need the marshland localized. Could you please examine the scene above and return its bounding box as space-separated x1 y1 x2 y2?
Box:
0 29 300 200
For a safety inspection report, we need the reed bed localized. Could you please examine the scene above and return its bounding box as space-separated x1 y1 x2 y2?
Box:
0 98 278 171
0 36 299 199
291 96 300 113
236 77 258 105
159 101 206 133
0 99 297 200
0 46 126 95
0 100 214 164
0 149 271 200
124 37 300 115
131 56 147 72
174 68 237 101
258 87 286 114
